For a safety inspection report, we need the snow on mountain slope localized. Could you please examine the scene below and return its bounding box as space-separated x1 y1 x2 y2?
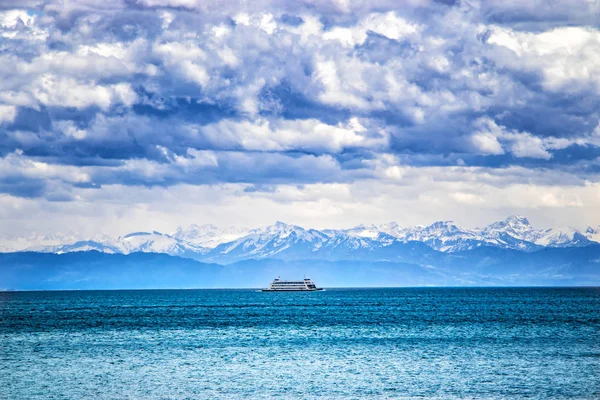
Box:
119 231 207 255
481 215 538 241
54 241 122 254
339 224 399 240
478 215 542 251
1 217 597 260
172 224 250 248
400 221 480 252
0 231 83 252
205 222 330 262
535 226 593 247
204 222 415 263
0 231 207 257
337 216 590 252
339 224 382 239
338 219 533 253
323 230 397 250
586 227 600 244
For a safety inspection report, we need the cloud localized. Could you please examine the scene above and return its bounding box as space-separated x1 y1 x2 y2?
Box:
487 26 600 94
469 117 583 160
478 0 600 27
200 117 388 153
0 105 17 124
0 1 598 231
1 175 598 238
322 12 419 47
470 131 504 156
0 150 90 199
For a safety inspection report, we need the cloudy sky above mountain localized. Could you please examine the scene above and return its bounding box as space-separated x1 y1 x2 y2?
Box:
1 0 599 236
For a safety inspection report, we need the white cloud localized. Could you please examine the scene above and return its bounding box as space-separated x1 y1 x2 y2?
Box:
0 150 90 183
471 132 504 155
0 9 35 28
505 133 551 160
487 26 600 93
471 117 560 159
0 105 16 124
1 171 598 238
30 75 137 110
153 41 209 86
137 0 201 7
233 12 277 34
175 149 219 168
313 58 373 109
323 12 418 47
0 9 46 42
200 117 387 153
54 120 87 140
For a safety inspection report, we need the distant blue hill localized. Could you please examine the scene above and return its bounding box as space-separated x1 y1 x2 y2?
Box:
0 252 223 290
1 244 600 290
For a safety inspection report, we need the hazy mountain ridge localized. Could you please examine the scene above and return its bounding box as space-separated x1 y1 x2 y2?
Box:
1 216 599 264
2 245 600 290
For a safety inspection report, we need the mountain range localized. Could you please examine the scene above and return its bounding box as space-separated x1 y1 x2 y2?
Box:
1 216 599 264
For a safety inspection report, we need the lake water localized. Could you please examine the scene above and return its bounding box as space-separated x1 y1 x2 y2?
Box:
1 288 599 399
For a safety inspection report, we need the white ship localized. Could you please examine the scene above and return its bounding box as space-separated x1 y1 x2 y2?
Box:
262 277 324 292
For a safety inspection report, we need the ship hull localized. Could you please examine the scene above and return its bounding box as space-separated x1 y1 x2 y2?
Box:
261 288 324 292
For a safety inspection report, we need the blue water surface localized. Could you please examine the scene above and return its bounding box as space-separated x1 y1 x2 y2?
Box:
1 288 599 399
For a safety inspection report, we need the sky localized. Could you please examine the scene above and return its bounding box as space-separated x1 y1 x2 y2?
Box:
0 0 599 237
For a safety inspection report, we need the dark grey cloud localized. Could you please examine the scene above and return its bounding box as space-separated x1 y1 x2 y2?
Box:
478 0 600 29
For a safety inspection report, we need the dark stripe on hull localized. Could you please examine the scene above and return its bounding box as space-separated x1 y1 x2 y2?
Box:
261 288 324 292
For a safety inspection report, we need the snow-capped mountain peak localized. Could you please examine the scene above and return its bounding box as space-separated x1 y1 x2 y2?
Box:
251 221 300 236
203 221 330 262
506 215 530 225
172 224 249 247
345 224 382 239
424 221 467 234
117 231 206 255
535 226 592 247
1 217 599 260
586 226 600 243
483 215 531 232
477 215 540 249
